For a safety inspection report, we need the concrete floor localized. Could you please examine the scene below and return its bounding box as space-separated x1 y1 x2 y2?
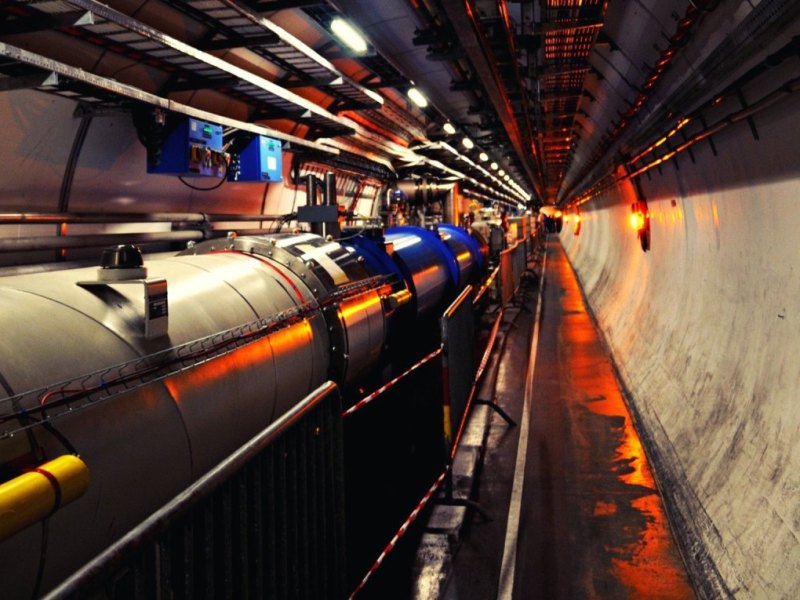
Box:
443 239 694 599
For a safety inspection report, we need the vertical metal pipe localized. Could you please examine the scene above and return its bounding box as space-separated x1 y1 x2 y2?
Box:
306 174 318 206
324 172 337 206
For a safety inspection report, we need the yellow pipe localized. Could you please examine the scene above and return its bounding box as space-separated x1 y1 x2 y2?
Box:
0 455 90 542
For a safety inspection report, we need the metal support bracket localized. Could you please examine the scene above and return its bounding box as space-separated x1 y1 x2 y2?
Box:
77 277 168 339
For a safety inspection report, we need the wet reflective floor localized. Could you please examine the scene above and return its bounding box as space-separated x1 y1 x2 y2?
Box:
444 240 694 599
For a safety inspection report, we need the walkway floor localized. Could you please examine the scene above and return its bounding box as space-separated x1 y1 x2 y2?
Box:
443 239 694 599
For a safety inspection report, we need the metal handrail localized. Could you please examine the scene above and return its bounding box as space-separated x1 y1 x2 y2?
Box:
46 380 343 599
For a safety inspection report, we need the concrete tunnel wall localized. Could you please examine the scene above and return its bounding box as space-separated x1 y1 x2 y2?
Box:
559 88 800 597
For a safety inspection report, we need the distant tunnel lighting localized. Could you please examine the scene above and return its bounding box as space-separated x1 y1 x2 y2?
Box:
462 137 474 150
330 18 369 53
490 162 498 170
478 152 489 162
443 122 456 135
407 87 429 108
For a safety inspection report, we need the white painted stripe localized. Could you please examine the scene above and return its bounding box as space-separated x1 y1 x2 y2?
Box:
276 232 317 247
296 243 349 284
497 248 547 600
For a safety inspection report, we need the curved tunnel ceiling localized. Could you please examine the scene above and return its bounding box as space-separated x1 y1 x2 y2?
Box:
0 0 797 207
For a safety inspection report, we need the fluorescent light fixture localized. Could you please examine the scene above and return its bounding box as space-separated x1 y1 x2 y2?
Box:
462 137 474 150
479 152 489 162
490 162 498 170
443 122 456 135
407 87 428 108
330 17 369 53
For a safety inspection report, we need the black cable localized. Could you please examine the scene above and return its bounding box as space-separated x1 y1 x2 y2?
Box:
336 227 366 242
30 520 49 600
275 184 300 232
177 161 228 191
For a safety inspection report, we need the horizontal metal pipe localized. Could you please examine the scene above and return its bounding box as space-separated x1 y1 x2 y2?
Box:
0 212 286 224
210 228 275 237
0 231 203 252
206 213 287 222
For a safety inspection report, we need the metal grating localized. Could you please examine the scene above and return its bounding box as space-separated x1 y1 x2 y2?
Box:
46 382 347 600
0 0 355 137
534 0 607 201
166 0 382 112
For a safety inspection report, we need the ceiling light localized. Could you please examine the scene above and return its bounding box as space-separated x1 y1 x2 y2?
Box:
407 87 428 108
443 122 456 135
490 162 498 170
330 17 369 53
462 137 474 150
498 169 505 176
504 174 510 181
478 152 488 162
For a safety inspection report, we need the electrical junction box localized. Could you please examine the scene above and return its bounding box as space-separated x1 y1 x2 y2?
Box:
147 118 227 178
229 135 283 182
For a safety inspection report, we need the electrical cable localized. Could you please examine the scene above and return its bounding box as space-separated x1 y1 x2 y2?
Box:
177 161 228 191
335 227 366 242
30 520 49 600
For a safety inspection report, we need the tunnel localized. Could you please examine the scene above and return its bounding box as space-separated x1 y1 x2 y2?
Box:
0 0 798 598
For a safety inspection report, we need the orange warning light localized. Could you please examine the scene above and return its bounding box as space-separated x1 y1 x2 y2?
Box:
629 212 645 230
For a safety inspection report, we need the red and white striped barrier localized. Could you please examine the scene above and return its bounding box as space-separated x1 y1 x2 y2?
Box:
348 467 450 599
473 265 500 305
448 306 505 460
342 348 443 417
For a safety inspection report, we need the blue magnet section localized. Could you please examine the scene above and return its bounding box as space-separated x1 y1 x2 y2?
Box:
344 234 404 286
384 226 459 318
438 224 485 286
